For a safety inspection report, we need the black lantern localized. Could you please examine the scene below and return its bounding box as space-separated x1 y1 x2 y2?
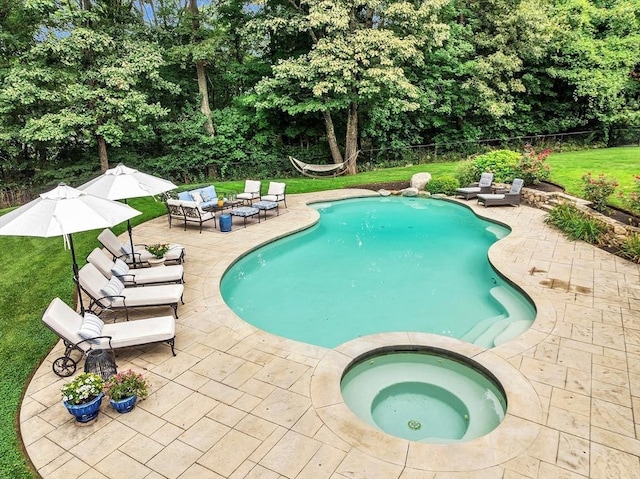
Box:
84 349 117 381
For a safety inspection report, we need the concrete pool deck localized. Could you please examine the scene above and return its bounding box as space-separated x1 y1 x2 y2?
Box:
20 189 640 478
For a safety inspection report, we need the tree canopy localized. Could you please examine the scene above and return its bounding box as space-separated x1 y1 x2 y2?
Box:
0 0 638 188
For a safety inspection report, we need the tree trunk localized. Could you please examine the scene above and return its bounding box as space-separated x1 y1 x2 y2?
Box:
322 110 343 164
97 135 109 172
189 0 214 136
196 61 215 135
344 102 358 174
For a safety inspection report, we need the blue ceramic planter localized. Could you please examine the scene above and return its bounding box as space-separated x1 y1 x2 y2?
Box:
110 395 137 413
64 393 104 423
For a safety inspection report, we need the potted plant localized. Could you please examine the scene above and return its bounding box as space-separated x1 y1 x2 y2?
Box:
104 369 150 413
147 243 169 259
61 372 105 423
217 195 225 207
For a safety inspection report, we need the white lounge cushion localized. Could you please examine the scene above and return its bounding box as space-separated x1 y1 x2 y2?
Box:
109 283 184 309
103 316 175 349
78 313 104 343
125 264 184 285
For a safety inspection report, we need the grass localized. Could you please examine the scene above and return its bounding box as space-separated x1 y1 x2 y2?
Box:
1 147 638 477
546 146 640 206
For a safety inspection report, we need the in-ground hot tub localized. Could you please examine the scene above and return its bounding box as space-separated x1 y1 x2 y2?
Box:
340 347 507 443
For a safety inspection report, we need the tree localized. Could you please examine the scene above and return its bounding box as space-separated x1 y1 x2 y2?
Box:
253 0 449 174
0 0 178 172
547 0 640 130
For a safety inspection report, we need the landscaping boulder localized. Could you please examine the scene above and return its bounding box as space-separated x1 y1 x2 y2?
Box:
410 172 432 191
401 187 419 197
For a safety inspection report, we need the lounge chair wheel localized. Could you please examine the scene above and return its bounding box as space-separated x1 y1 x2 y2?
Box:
52 356 77 377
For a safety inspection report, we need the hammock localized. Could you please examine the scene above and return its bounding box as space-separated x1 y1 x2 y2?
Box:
289 151 360 178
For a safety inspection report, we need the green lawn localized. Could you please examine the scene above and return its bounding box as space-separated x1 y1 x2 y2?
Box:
547 146 640 205
1 147 638 477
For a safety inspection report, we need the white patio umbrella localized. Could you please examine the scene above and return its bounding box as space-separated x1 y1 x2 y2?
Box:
77 163 177 266
0 183 141 312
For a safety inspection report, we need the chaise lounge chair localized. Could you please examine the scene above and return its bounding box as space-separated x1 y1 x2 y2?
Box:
455 172 494 200
78 263 184 319
98 228 185 266
477 178 525 207
87 248 184 286
42 297 176 377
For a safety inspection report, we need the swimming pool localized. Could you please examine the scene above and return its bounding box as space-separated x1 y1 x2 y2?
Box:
220 196 535 348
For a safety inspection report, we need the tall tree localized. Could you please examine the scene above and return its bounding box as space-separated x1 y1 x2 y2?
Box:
254 0 449 173
0 0 178 172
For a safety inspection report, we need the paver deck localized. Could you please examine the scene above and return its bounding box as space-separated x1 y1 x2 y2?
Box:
21 189 640 478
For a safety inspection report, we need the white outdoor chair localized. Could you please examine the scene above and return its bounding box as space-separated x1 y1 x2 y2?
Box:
236 180 262 205
261 181 287 208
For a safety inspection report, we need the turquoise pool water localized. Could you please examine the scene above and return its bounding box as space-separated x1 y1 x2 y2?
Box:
220 197 535 348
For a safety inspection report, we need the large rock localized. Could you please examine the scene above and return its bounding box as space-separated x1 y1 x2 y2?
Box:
401 187 419 197
411 172 432 191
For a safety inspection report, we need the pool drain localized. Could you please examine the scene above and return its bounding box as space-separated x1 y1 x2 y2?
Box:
407 419 422 430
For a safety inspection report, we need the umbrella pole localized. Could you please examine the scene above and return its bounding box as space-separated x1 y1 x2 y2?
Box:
68 235 85 314
127 220 138 268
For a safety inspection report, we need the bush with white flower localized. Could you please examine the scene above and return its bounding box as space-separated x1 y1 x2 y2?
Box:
60 372 104 405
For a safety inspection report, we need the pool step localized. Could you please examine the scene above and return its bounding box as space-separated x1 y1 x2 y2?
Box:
464 286 534 348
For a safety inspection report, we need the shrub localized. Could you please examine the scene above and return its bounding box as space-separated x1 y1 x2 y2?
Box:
544 202 609 245
618 233 640 263
426 176 460 195
472 150 520 183
455 160 479 188
514 144 551 185
581 172 618 213
618 175 640 217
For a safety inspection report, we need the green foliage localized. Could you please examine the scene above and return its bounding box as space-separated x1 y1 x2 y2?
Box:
60 373 104 405
471 150 521 183
618 233 640 263
455 160 481 188
618 175 640 217
544 202 609 245
513 145 551 185
104 369 150 401
426 175 460 195
581 172 619 212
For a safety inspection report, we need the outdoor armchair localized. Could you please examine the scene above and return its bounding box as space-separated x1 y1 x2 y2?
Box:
236 180 262 205
261 181 287 208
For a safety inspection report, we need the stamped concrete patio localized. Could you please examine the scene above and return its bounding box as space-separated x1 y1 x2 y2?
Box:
20 189 640 479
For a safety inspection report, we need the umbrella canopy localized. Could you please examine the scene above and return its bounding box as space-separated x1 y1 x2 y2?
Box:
0 183 141 311
78 163 177 201
78 163 177 266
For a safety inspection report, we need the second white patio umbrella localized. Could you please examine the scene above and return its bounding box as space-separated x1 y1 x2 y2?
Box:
0 183 141 312
78 163 177 266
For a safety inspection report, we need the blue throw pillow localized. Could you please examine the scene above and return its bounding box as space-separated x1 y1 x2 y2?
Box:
178 191 193 201
201 186 216 202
